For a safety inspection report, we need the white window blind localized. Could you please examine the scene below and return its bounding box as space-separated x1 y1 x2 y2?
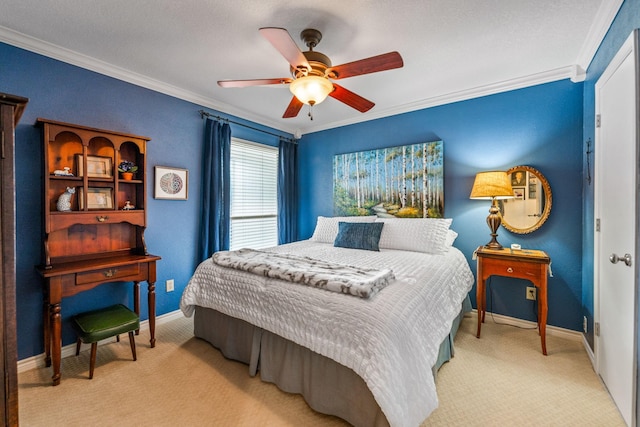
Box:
230 138 278 250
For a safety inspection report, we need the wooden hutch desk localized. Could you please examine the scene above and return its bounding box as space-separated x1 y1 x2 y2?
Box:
36 119 160 385
475 246 551 355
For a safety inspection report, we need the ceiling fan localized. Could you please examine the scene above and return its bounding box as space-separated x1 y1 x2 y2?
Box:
218 27 404 119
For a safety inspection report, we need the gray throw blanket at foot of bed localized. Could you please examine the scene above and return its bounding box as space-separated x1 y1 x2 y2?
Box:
212 248 394 298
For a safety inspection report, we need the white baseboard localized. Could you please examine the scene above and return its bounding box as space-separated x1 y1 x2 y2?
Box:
470 309 584 342
582 333 596 368
18 309 186 374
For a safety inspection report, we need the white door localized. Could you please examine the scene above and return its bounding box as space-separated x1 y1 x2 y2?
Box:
594 30 638 427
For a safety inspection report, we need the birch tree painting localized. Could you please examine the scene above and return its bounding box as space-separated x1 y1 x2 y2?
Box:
333 141 444 218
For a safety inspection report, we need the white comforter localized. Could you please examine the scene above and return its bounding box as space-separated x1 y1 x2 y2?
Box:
180 240 474 427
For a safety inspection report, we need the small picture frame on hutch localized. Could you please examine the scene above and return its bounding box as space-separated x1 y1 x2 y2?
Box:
76 154 113 178
79 187 114 210
154 166 188 200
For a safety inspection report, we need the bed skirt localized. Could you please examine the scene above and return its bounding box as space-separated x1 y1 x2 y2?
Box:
193 295 471 426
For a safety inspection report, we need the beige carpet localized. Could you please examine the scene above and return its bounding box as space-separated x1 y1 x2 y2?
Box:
19 314 625 426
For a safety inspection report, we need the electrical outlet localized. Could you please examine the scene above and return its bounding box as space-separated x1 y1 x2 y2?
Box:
166 279 175 292
526 286 536 300
583 316 588 333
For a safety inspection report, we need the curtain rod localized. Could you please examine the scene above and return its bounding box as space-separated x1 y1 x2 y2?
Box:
199 110 297 144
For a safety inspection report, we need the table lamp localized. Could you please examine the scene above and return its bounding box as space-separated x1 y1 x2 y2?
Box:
470 171 514 249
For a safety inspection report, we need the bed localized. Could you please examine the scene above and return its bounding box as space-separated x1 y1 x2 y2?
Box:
180 217 474 427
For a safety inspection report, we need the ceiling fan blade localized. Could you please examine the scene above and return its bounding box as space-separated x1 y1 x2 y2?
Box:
326 52 403 80
329 84 375 113
259 27 310 72
283 96 304 118
218 78 292 88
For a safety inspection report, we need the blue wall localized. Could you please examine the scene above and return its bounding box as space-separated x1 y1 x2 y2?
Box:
297 80 584 331
1 42 288 359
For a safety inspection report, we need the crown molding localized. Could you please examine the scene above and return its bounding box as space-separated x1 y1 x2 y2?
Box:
301 65 579 135
0 26 299 136
575 0 624 72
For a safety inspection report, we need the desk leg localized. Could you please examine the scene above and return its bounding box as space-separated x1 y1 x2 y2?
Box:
148 281 156 348
481 279 487 323
133 281 140 336
476 278 485 338
43 293 51 368
50 303 61 386
539 279 548 355
537 289 542 334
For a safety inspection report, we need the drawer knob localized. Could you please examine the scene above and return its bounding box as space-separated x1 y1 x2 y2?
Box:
96 216 109 222
506 267 514 273
103 269 117 278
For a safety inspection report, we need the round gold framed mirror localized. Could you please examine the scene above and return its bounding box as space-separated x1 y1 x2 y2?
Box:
499 165 552 234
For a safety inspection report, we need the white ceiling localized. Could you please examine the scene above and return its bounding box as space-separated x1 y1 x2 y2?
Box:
0 1 621 136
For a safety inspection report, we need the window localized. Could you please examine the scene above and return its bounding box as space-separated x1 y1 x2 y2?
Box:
230 138 278 250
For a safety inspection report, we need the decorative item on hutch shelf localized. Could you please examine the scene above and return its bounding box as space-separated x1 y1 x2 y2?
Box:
76 154 113 178
56 187 75 212
118 160 138 180
53 167 73 176
154 165 188 200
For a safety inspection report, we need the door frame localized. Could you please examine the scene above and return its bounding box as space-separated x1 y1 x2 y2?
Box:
594 29 639 426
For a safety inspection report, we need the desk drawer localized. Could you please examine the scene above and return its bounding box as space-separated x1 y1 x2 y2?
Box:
481 258 542 280
76 264 140 285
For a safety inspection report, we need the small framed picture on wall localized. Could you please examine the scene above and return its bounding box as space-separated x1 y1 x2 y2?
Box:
513 187 526 200
154 166 188 200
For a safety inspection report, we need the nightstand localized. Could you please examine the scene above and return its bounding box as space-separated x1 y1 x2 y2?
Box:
475 246 551 355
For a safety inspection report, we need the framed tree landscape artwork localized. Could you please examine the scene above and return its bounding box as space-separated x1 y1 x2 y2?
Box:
333 140 444 218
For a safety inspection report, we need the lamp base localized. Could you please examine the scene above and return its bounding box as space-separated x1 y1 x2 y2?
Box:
484 239 503 250
484 198 503 250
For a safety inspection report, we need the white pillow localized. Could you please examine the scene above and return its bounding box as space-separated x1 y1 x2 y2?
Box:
375 217 453 254
311 215 377 243
445 230 458 247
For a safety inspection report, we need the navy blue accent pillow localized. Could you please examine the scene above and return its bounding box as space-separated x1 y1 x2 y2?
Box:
334 222 384 251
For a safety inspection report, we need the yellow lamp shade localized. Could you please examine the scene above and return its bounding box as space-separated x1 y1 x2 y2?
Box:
470 171 514 200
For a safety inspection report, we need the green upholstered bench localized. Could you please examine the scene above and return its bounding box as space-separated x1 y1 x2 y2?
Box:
72 304 140 379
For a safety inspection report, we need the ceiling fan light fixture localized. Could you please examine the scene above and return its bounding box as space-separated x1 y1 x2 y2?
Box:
289 76 333 106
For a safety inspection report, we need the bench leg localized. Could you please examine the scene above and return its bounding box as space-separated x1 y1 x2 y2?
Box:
128 331 137 361
89 343 97 379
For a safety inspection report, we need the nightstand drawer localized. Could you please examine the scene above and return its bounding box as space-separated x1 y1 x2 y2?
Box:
481 258 542 280
76 264 140 285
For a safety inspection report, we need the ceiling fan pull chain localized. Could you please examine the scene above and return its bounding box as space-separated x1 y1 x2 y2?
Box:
308 105 314 121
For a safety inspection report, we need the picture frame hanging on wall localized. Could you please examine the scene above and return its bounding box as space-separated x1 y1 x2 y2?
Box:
333 140 444 218
154 166 188 200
